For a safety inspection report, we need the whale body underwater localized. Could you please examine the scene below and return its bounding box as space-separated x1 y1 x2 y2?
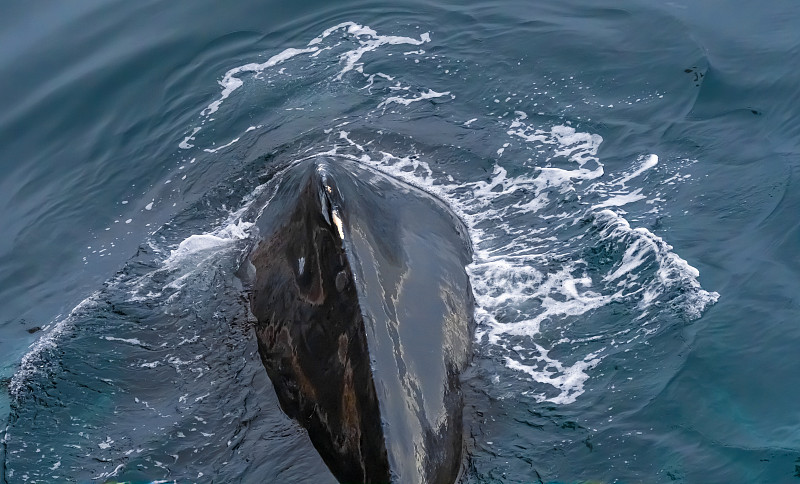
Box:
244 157 475 483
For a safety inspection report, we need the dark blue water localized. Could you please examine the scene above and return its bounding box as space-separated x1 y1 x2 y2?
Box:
1 1 799 482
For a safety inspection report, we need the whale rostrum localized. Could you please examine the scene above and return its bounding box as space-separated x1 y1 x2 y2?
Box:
247 157 475 483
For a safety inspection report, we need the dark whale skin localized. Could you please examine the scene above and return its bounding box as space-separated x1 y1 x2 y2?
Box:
247 157 475 484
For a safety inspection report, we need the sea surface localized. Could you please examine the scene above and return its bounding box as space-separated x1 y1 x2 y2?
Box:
1 1 799 482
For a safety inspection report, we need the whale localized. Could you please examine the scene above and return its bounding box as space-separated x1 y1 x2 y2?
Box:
245 156 475 483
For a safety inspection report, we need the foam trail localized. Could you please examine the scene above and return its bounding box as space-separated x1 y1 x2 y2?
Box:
617 153 659 185
378 89 450 108
198 21 431 122
179 127 202 149
592 188 647 209
201 47 319 117
506 346 604 404
317 23 430 80
327 116 718 405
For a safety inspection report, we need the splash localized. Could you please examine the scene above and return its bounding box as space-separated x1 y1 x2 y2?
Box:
331 113 718 404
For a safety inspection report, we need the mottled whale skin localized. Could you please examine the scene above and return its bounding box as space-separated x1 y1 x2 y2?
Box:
246 157 475 483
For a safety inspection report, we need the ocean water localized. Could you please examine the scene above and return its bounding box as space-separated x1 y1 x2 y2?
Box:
1 1 799 482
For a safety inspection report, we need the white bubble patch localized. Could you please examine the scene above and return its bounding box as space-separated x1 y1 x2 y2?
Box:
164 220 253 267
329 118 718 404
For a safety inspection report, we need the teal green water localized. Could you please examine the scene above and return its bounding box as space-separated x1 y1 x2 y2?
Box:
1 1 799 482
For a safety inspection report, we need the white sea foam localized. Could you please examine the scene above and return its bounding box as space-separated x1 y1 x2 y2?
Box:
179 127 201 150
617 154 658 185
195 21 431 131
330 127 611 402
482 265 619 344
201 47 319 118
164 219 253 267
592 209 720 317
378 89 450 108
93 463 124 481
204 136 241 153
328 112 717 404
102 336 145 347
508 112 603 168
506 347 604 404
165 222 251 265
592 188 647 209
316 22 430 80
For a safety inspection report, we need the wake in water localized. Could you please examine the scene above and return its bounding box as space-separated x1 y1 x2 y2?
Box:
2 21 718 482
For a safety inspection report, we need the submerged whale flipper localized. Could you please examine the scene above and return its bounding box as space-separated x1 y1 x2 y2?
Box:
247 157 475 483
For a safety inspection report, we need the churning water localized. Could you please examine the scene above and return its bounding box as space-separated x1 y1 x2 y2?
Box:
2 1 799 482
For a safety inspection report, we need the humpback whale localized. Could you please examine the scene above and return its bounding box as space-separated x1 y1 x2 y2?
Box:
246 157 475 483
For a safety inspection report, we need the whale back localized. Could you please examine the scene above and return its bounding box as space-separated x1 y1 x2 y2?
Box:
248 157 474 483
